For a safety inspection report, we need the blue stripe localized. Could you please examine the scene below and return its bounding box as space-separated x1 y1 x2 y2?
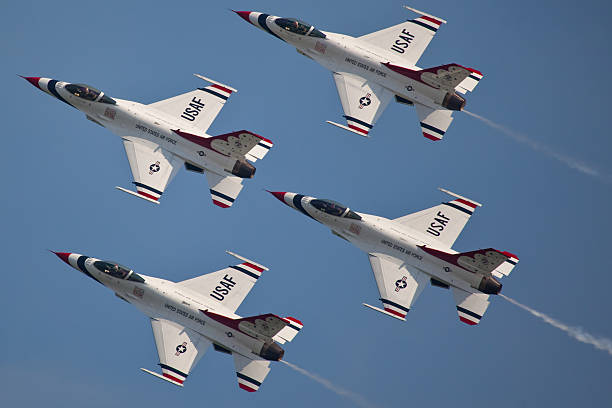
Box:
420 122 445 135
506 259 517 266
237 372 261 387
457 306 481 320
210 189 235 203
343 115 373 129
199 87 228 100
77 256 102 285
159 363 188 378
230 265 259 280
442 202 472 215
379 298 410 313
133 182 163 196
47 80 73 107
468 74 481 81
410 19 437 32
293 194 316 221
258 14 284 41
257 142 271 149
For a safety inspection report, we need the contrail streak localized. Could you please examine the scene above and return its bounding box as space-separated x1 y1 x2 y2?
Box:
500 294 612 356
463 110 611 184
281 360 381 408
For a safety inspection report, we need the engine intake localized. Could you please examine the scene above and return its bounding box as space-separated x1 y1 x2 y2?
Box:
231 159 256 178
478 276 502 295
259 342 285 361
442 92 466 111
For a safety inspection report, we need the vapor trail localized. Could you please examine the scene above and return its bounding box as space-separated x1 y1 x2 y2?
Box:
281 360 381 408
463 110 611 184
500 294 612 356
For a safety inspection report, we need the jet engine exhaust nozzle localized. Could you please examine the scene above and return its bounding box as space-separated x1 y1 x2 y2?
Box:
442 92 466 111
478 276 502 295
231 160 256 178
259 342 285 361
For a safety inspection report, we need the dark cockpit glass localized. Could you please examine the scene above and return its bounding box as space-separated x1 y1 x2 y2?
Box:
274 18 326 38
65 83 116 104
93 260 145 282
310 199 362 220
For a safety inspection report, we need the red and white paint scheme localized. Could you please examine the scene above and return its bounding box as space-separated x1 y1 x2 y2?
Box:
234 6 483 141
22 73 273 207
268 188 519 325
52 250 303 391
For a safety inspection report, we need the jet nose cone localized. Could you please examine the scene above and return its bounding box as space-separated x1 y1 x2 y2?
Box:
20 75 41 89
51 251 72 265
266 190 287 203
233 10 253 23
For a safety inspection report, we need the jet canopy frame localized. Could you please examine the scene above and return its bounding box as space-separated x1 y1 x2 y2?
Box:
65 83 116 104
93 260 145 282
274 18 326 38
310 199 361 220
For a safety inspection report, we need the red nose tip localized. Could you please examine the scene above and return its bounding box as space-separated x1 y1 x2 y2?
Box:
266 190 286 203
233 10 252 23
52 251 71 265
20 76 41 89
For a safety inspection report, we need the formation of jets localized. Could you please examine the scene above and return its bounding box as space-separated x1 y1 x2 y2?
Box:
27 6 518 394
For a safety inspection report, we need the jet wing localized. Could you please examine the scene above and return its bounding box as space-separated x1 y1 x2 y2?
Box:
204 170 244 208
327 72 394 137
176 252 268 314
365 253 429 320
358 6 446 66
118 137 184 203
414 103 454 141
141 318 211 386
451 287 491 326
233 353 271 392
148 75 236 133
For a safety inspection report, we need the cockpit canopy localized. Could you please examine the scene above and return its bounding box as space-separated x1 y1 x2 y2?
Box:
310 199 362 220
93 260 145 282
274 18 326 38
65 83 116 104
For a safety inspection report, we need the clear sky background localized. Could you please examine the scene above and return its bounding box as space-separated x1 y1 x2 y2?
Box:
2 0 611 406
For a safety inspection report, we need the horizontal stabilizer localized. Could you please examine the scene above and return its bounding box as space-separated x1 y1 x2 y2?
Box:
273 317 304 344
172 129 272 161
420 246 511 276
491 251 519 278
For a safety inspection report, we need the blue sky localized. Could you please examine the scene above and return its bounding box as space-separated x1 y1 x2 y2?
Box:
2 0 611 406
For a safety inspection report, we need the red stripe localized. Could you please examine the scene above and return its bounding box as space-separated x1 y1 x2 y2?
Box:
455 198 477 209
384 307 406 318
348 124 368 134
211 84 233 94
212 200 230 208
242 262 264 272
163 373 184 384
138 191 158 201
459 316 478 325
419 15 442 26
259 136 273 145
283 316 303 326
423 133 440 141
466 67 483 76
239 383 257 392
501 251 518 260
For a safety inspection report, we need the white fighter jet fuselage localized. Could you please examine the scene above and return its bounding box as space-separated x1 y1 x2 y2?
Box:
54 252 284 363
269 192 490 293
52 251 304 391
23 75 273 206
269 190 518 325
235 10 482 139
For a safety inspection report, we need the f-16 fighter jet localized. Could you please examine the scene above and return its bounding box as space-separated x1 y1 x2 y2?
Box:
235 7 483 140
22 74 273 206
52 250 303 391
269 189 518 325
